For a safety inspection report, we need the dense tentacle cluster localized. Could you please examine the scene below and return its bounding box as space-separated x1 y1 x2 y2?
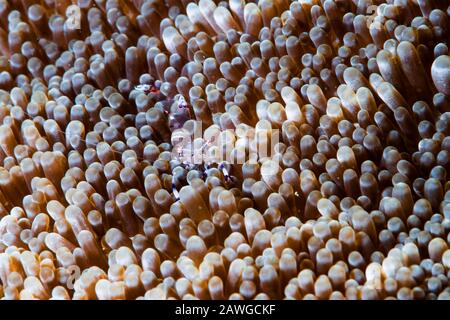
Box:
0 0 449 300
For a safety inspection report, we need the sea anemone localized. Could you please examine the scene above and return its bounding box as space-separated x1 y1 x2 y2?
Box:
0 0 448 300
